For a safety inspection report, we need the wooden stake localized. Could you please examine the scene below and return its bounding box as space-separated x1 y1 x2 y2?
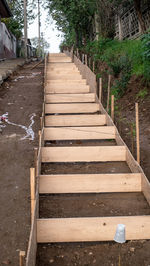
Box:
131 124 134 155
30 168 35 222
135 103 140 164
107 75 111 113
82 54 84 63
19 251 25 266
89 57 91 69
99 78 102 102
93 61 95 73
85 54 87 65
34 147 38 177
111 95 114 121
39 130 42 148
77 48 79 58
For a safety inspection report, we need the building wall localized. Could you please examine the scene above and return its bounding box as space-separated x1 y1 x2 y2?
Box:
115 5 150 40
0 22 16 59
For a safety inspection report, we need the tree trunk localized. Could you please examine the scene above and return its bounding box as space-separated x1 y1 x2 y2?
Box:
133 0 146 33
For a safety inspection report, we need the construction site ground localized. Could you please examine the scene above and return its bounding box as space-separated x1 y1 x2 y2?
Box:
0 62 43 265
1 61 150 266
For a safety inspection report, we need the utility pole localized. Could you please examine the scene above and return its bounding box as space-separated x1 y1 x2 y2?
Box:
38 0 41 57
24 0 28 58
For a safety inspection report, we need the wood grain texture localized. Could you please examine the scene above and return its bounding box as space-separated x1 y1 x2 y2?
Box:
45 103 99 114
45 93 95 103
37 216 150 243
39 173 141 194
45 83 90 94
45 114 106 127
47 75 83 80
44 126 116 140
41 146 126 162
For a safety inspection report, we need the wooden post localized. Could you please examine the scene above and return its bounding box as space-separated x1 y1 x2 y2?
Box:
89 57 91 69
39 130 42 148
85 54 87 65
19 251 25 266
135 103 140 164
111 95 114 121
118 15 123 41
77 48 79 58
30 168 35 222
107 75 111 113
93 61 95 73
99 78 102 102
40 117 43 129
131 124 134 155
34 147 38 177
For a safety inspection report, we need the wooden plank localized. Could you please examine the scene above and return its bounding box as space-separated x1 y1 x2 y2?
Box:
45 114 106 127
37 216 150 243
47 75 83 80
46 79 87 84
30 168 35 222
44 126 116 140
47 65 77 69
45 84 90 94
45 103 99 114
26 192 39 266
41 146 126 162
45 93 95 103
49 53 66 56
47 70 79 74
39 173 141 194
136 102 140 164
48 58 72 63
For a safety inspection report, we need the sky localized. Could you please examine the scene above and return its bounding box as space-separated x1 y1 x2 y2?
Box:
28 3 63 53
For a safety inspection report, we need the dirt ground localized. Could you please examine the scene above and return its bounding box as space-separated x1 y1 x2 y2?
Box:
0 62 43 265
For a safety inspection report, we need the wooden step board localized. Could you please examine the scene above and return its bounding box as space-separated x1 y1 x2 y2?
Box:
47 64 77 69
45 84 90 94
41 146 126 162
45 93 95 103
49 53 66 56
47 75 83 80
39 173 141 194
37 216 150 243
48 58 72 63
46 79 87 84
44 126 116 140
45 114 106 127
45 103 99 114
47 70 80 74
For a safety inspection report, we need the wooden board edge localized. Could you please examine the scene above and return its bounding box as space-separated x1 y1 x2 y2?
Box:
39 173 142 194
37 216 150 243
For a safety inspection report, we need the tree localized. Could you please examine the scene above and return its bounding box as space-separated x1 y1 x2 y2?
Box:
45 0 97 47
2 0 36 38
31 35 50 57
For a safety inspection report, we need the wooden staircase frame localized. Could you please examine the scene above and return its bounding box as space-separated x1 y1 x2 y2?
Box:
25 52 150 266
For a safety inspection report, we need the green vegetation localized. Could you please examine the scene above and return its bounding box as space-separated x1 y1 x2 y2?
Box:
136 88 148 99
82 34 150 97
2 0 36 38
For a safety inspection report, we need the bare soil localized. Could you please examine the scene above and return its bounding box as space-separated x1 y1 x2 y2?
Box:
0 62 43 265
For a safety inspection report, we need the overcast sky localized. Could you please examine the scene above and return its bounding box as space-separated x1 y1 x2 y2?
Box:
28 3 63 53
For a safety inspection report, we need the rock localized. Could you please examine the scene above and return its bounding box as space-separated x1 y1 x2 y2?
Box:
93 259 96 264
130 247 135 252
89 251 93 256
49 259 54 263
